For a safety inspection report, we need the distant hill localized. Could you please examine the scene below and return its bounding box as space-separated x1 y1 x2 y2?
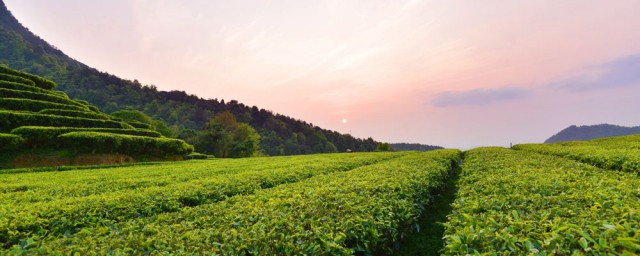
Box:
545 124 640 143
0 1 385 155
390 143 443 151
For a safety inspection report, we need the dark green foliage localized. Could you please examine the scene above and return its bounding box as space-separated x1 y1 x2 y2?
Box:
184 152 209 160
0 132 23 150
58 132 193 156
192 111 260 158
545 124 640 143
0 64 56 90
0 72 35 86
74 99 90 106
110 109 153 124
390 143 444 151
87 104 100 113
0 88 85 107
39 109 110 120
11 126 162 147
376 142 392 151
0 110 133 132
0 98 87 112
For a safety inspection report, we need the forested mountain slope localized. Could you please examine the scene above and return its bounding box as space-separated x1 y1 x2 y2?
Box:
0 1 382 155
545 124 640 143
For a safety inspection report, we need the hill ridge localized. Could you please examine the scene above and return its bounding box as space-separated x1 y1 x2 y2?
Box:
545 123 640 143
0 1 401 155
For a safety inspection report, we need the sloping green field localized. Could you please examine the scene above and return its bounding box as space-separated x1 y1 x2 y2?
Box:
2 134 640 255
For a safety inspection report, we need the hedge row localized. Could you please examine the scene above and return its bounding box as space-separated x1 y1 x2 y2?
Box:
0 73 36 87
0 133 23 151
0 65 57 90
513 143 640 174
442 148 640 255
87 105 100 113
38 109 110 120
0 88 85 108
11 126 163 147
58 132 193 156
0 98 88 112
70 99 101 113
20 150 459 254
0 110 133 132
125 121 154 130
0 80 51 94
0 152 404 250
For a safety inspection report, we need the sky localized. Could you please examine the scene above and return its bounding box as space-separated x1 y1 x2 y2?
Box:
5 0 640 149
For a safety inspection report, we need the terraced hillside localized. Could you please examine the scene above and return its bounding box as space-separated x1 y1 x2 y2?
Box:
0 65 193 168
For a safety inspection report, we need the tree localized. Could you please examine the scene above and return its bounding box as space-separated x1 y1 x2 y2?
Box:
376 142 391 151
192 112 260 158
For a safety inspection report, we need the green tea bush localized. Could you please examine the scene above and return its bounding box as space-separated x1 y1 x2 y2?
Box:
0 152 404 250
73 100 100 113
7 150 459 254
11 126 162 147
0 133 23 151
0 80 53 94
39 109 111 120
0 110 133 132
125 121 154 130
0 88 85 107
443 147 640 255
0 98 88 112
514 143 640 174
185 152 209 160
0 65 57 90
58 132 193 156
0 73 36 87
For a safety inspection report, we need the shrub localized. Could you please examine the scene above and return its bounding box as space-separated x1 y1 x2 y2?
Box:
125 121 154 130
58 132 194 156
87 105 100 113
73 100 100 112
0 88 84 107
11 126 163 147
185 152 209 160
0 133 24 151
39 109 111 120
0 80 51 94
0 65 57 90
0 110 133 132
0 98 88 112
0 73 36 86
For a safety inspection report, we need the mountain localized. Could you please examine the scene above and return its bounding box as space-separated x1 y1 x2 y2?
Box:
0 1 382 155
390 143 443 151
545 124 640 143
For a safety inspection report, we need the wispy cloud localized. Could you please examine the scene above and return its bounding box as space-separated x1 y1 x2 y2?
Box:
552 54 640 91
432 87 529 107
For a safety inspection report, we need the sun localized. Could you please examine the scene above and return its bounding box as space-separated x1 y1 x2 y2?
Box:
342 118 348 124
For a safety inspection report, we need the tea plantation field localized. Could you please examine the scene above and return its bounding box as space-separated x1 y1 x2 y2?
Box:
1 134 640 255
